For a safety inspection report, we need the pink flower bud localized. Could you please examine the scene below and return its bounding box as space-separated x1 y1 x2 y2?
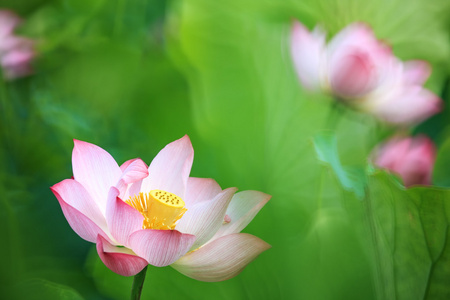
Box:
373 135 436 187
326 23 392 99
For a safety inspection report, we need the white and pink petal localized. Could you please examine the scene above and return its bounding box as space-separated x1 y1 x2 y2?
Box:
115 158 148 199
96 235 148 277
328 51 375 98
403 60 431 85
328 23 390 62
140 135 194 199
176 188 237 250
211 191 271 241
171 233 271 282
370 86 442 125
120 158 147 172
51 179 106 229
52 192 115 244
184 177 222 207
128 229 195 267
72 140 122 214
105 187 144 247
290 21 326 90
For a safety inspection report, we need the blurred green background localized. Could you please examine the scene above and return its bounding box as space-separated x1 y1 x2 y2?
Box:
1 0 450 299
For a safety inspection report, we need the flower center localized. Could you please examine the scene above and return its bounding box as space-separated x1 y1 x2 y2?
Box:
126 190 187 230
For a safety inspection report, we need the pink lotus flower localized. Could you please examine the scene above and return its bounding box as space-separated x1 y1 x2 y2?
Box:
372 135 436 187
290 21 442 125
0 10 34 79
51 136 271 280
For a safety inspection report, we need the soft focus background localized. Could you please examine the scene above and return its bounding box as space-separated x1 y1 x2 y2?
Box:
1 0 450 299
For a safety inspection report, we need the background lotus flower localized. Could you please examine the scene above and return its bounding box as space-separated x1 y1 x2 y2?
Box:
0 10 34 80
290 21 442 125
372 135 436 187
51 136 271 280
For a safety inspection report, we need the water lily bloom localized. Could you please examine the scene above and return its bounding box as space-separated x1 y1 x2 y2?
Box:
51 136 271 280
372 135 435 187
290 21 442 125
0 10 35 79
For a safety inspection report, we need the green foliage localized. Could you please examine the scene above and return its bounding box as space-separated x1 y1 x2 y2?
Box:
433 136 450 187
14 279 85 300
365 172 450 299
313 131 366 199
314 132 450 300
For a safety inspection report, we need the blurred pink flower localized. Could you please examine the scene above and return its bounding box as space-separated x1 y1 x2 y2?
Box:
373 135 436 187
51 136 271 280
0 10 34 79
290 21 442 125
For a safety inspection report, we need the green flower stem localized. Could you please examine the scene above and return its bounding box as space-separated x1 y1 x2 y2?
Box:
131 266 148 300
326 100 344 130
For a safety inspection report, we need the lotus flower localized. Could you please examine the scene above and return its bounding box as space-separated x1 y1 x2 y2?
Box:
0 10 34 79
51 136 271 280
372 135 435 187
290 21 442 125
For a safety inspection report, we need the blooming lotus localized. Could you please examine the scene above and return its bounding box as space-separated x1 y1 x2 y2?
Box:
0 10 34 79
373 135 435 187
51 136 271 281
290 21 442 125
